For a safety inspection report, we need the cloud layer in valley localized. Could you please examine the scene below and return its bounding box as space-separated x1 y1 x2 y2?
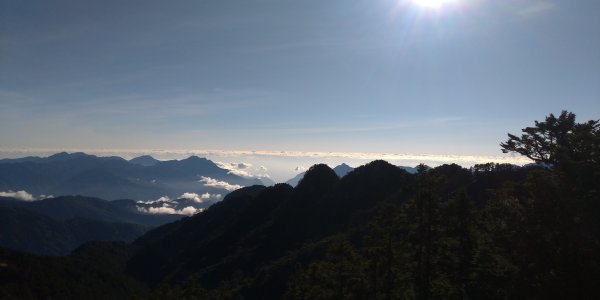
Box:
215 161 272 183
199 176 243 191
137 205 200 216
180 192 222 203
0 190 35 201
135 192 223 216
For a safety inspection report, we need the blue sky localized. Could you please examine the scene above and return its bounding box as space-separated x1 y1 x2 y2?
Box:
1 0 599 169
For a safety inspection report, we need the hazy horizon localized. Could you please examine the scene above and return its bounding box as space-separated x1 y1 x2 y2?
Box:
0 147 530 182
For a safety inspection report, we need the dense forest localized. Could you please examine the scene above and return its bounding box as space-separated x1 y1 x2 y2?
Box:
0 111 599 299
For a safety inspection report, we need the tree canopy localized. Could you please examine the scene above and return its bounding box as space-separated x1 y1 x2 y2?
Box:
500 111 600 166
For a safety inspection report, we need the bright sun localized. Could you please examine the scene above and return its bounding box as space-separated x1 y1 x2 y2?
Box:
412 0 456 9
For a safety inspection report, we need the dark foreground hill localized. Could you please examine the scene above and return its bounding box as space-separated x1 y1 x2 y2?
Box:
0 242 145 300
0 207 146 256
1 157 598 299
128 161 414 294
0 196 183 255
0 196 182 227
285 163 354 187
1 111 598 299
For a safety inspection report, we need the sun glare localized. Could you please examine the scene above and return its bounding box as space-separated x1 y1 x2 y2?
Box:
412 0 456 9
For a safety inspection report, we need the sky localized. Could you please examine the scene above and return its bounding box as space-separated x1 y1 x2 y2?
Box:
1 0 599 181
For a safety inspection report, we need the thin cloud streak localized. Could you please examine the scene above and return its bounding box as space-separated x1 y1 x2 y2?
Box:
1 89 273 119
185 117 466 135
515 1 556 16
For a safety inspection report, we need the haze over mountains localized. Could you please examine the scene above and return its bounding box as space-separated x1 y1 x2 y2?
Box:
0 152 268 201
0 152 278 255
0 152 370 256
0 151 415 256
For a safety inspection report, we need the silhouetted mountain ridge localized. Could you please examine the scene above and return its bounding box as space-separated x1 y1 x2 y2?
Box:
127 161 413 290
285 163 353 187
0 195 182 227
0 206 146 256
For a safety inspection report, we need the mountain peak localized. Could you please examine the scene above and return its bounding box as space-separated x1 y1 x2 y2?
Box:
46 152 91 161
296 164 339 196
129 155 159 167
333 163 353 178
286 163 353 187
178 156 217 167
181 156 209 162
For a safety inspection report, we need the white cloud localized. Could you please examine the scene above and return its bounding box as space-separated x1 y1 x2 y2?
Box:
259 166 268 171
216 161 252 170
179 192 222 203
179 206 200 215
180 192 203 202
137 205 202 216
215 161 257 178
255 173 271 179
136 195 172 204
215 162 233 169
0 190 35 201
228 168 254 178
199 176 243 191
295 166 307 172
141 206 176 214
136 192 220 216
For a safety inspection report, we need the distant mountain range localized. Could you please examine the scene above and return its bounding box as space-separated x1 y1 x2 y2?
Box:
0 152 267 200
0 152 268 255
0 152 274 255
